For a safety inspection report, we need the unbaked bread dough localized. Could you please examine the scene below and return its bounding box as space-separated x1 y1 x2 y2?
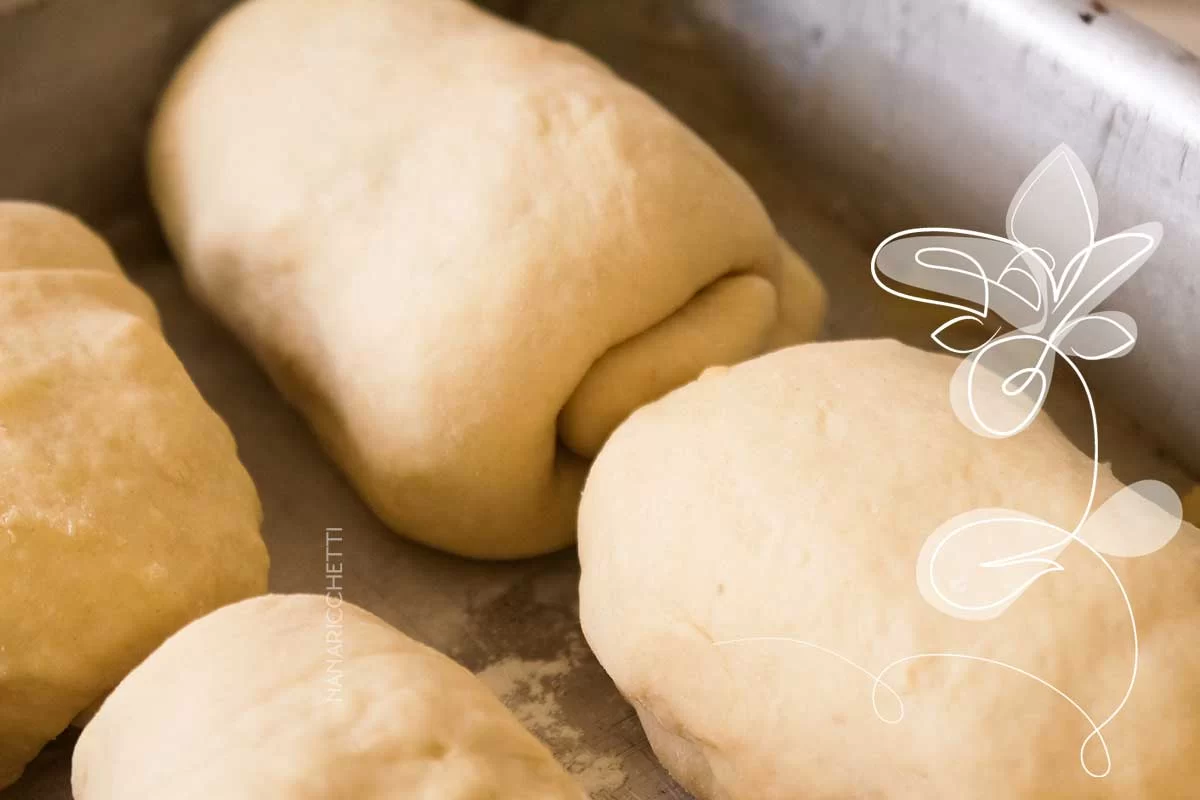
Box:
147 0 827 559
0 202 268 788
578 339 1200 799
72 594 586 799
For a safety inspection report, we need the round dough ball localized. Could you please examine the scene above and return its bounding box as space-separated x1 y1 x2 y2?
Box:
72 594 586 799
0 201 124 277
579 339 1200 799
0 202 268 788
147 0 827 559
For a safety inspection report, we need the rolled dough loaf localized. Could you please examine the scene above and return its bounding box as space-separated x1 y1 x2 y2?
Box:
0 202 268 788
72 594 586 799
147 0 827 559
578 339 1200 799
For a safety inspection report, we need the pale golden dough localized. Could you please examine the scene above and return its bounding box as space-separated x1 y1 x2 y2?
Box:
579 339 1200 799
72 594 586 800
0 202 268 788
147 0 827 559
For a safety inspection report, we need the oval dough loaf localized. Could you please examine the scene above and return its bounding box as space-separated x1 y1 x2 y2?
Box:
147 0 827 559
578 339 1200 799
0 202 268 788
72 593 586 799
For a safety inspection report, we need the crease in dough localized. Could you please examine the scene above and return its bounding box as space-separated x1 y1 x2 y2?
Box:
148 0 827 558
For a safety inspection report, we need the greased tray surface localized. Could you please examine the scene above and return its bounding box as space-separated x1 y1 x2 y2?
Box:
2 1 1196 798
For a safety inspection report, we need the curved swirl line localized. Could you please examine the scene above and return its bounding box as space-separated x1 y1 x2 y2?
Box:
870 228 1058 333
714 336 1139 780
923 339 1138 777
1052 229 1157 325
712 639 1113 777
961 333 1054 438
930 315 1001 356
711 637 905 722
870 228 1050 322
925 514 1068 615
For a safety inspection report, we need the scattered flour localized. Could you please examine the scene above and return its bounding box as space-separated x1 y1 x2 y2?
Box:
478 655 627 794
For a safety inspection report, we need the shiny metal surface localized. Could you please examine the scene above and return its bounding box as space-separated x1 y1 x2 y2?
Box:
1 1 1198 798
753 0 1200 474
576 0 1200 473
4 0 1196 469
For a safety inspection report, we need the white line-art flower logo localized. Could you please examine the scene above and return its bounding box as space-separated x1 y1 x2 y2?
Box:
714 144 1183 780
873 143 1158 442
872 144 1182 626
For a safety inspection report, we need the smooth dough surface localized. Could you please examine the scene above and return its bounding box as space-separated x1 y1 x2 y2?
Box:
148 0 827 558
579 339 1200 799
73 593 587 800
0 202 268 788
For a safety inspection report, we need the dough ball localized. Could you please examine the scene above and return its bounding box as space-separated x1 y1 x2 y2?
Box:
0 201 124 276
147 0 827 559
0 202 268 788
72 594 586 799
579 339 1200 799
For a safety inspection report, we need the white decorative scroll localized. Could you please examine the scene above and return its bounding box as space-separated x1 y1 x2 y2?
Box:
716 145 1184 780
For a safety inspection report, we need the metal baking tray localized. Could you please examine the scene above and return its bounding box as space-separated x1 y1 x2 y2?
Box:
2 0 1196 797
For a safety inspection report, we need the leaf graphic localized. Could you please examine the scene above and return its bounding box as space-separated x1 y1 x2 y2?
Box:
1051 223 1161 324
872 232 1049 331
950 334 1054 438
1079 480 1183 558
1058 311 1137 361
996 254 1048 328
917 509 1071 621
1007 144 1098 294
930 315 1000 355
